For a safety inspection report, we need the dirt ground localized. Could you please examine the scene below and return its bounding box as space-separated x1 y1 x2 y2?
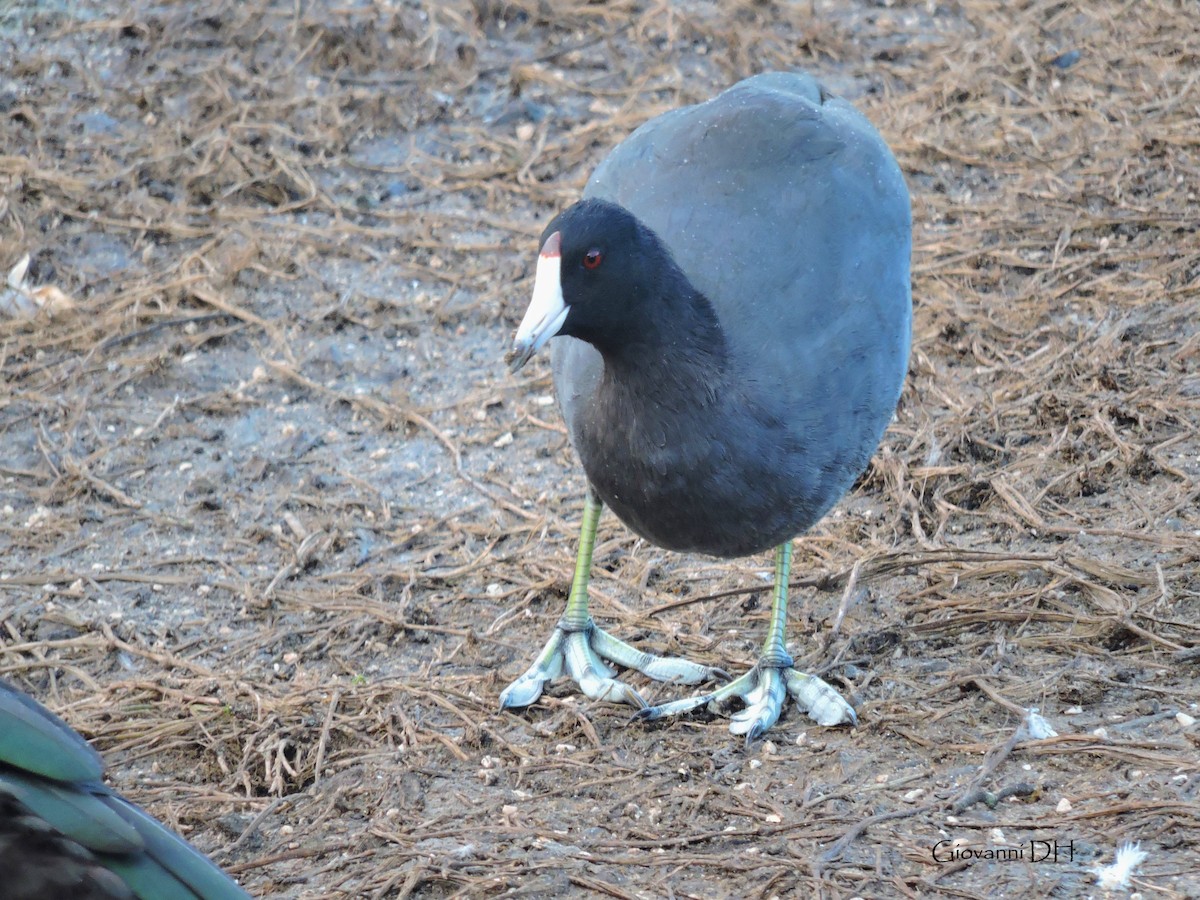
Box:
2 0 1198 897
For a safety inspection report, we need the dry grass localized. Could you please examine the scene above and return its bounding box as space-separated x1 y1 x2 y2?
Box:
2 0 1198 897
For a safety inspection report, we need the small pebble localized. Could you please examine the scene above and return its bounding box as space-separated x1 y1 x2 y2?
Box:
1050 49 1081 69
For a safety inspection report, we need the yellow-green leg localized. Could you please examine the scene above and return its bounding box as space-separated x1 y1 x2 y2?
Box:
635 541 856 741
500 488 726 711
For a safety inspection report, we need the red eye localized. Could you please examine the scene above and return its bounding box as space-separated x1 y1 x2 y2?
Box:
583 248 603 270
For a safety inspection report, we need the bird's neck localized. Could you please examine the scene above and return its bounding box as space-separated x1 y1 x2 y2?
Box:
600 286 728 385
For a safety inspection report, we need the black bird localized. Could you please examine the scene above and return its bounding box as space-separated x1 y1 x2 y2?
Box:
503 72 911 739
0 680 251 899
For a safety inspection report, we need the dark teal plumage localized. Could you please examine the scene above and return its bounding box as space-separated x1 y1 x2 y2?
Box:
0 681 250 900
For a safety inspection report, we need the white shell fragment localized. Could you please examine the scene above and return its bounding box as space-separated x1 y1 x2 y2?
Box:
1 254 76 319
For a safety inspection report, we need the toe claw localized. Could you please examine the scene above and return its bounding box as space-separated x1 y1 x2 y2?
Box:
500 629 565 710
634 692 715 723
728 671 785 737
743 722 767 746
578 670 647 708
499 670 549 710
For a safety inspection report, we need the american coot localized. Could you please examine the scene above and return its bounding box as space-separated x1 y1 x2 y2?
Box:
0 680 250 899
503 72 911 740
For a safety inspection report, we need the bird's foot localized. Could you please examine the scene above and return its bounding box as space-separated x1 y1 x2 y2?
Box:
499 618 727 711
634 656 856 742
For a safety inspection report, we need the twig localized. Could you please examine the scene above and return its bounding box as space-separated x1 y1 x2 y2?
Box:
313 690 340 784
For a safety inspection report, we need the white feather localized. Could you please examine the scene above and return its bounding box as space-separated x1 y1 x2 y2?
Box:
1023 706 1058 739
1093 842 1148 890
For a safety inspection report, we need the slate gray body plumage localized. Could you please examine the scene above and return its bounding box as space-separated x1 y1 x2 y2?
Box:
552 72 911 557
503 71 910 737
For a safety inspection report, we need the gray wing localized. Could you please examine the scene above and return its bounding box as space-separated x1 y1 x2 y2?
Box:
582 72 911 441
550 333 602 453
